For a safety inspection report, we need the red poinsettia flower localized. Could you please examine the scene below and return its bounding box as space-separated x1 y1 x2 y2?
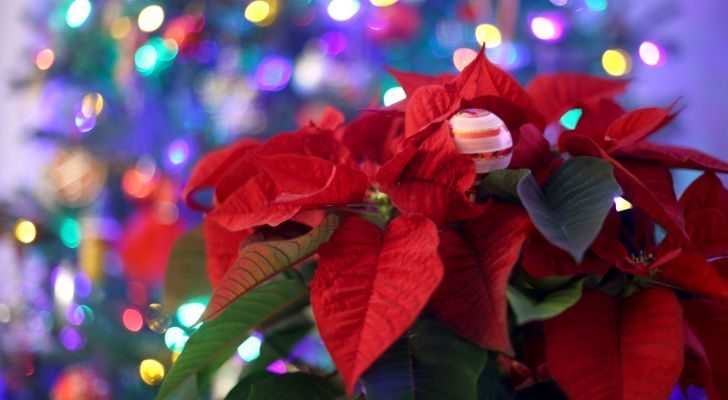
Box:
182 107 369 284
561 98 728 242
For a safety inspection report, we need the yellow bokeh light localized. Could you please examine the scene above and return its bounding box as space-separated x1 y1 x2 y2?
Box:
139 359 165 386
15 219 37 244
245 0 275 26
614 196 633 212
110 17 132 39
81 92 104 118
370 0 398 6
602 49 631 77
138 5 165 33
475 24 502 48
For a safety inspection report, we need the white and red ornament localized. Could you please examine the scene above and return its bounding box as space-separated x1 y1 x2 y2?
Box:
448 108 513 174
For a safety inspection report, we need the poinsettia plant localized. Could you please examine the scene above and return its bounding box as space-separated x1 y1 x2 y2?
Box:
156 48 728 400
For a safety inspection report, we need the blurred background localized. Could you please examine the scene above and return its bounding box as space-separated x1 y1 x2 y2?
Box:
0 0 726 398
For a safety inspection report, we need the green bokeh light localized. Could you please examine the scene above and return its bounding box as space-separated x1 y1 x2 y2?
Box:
59 218 82 248
560 108 583 130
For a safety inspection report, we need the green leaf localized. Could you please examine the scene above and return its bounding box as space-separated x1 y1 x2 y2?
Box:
516 156 622 262
478 169 531 202
156 280 309 400
224 371 273 400
202 214 340 321
361 314 487 400
248 373 344 400
507 279 585 325
163 227 212 314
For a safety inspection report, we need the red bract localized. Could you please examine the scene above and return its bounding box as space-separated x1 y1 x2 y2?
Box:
526 73 628 125
311 215 443 394
681 299 728 399
377 122 481 223
544 288 684 400
340 110 404 175
678 172 728 258
202 218 251 286
197 121 369 232
429 203 531 355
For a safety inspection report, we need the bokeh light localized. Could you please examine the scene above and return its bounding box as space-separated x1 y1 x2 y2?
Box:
453 47 477 71
383 86 406 106
122 158 159 199
639 41 665 67
245 1 271 24
530 15 564 42
81 92 104 118
266 360 288 374
164 327 189 352
614 196 633 212
139 359 165 386
145 303 172 333
35 49 55 71
123 308 144 332
167 139 191 166
110 17 132 39
135 44 158 75
585 0 608 12
328 0 361 22
602 49 631 76
74 110 96 133
255 55 292 91
53 266 75 307
370 0 398 6
176 301 205 328
237 333 263 362
560 108 583 130
59 218 82 249
66 0 92 28
14 219 37 244
60 327 85 351
138 5 165 33
475 24 502 48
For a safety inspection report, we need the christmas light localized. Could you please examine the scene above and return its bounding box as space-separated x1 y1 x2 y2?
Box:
639 41 664 67
266 360 288 374
370 0 398 6
81 93 104 118
453 48 477 71
66 0 91 28
138 5 165 33
14 219 37 244
135 44 158 75
255 55 292 91
176 301 205 328
245 1 271 24
475 24 502 48
614 196 633 212
164 327 189 352
59 218 82 249
110 17 132 39
167 139 191 166
35 49 55 71
383 86 406 106
139 359 165 386
530 15 564 42
560 108 583 130
237 333 263 362
585 0 608 12
602 49 631 76
327 0 360 22
53 266 75 308
122 308 144 332
60 327 85 351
